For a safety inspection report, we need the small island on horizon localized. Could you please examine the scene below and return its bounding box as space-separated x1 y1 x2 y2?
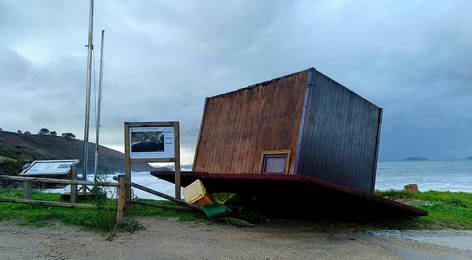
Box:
467 156 472 160
403 157 429 161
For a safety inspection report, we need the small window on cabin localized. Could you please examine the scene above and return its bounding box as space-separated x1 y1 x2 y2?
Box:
261 151 290 174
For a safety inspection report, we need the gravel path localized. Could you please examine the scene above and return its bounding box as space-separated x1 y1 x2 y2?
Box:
0 217 470 260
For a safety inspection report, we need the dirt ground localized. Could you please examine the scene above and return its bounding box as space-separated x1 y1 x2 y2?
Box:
0 217 471 260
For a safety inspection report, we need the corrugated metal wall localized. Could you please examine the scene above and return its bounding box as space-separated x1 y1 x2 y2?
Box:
296 69 381 193
193 71 309 174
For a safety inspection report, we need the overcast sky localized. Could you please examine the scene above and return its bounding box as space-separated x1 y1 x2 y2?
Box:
0 0 471 163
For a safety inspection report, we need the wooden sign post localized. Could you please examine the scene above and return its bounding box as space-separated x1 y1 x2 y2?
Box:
124 122 181 203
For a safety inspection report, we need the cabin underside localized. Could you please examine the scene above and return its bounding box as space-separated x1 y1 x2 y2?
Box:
152 171 427 218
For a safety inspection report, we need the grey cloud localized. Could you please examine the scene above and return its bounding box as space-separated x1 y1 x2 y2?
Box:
1 0 471 163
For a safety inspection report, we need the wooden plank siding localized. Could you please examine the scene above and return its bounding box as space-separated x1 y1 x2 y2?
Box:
193 68 382 193
296 69 381 193
193 70 309 174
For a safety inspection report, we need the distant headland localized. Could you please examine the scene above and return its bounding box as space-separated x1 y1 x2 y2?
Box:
403 157 429 161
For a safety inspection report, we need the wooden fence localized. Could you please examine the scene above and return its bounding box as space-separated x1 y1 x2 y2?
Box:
0 175 197 225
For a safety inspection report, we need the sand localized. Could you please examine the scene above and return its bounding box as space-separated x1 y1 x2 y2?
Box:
0 217 470 260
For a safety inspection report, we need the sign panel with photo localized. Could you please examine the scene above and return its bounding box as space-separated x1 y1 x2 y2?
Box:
124 121 181 200
129 126 175 159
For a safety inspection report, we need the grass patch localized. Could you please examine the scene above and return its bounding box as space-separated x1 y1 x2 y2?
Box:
0 188 470 232
261 191 472 232
0 189 204 232
375 190 472 230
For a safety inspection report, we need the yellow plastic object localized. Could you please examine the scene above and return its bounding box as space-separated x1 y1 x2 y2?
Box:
183 179 207 204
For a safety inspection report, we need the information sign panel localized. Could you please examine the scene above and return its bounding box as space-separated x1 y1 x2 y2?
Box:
129 126 175 159
124 121 181 200
20 160 80 176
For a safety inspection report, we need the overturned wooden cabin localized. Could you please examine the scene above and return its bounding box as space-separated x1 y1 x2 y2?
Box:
154 68 426 218
193 68 382 193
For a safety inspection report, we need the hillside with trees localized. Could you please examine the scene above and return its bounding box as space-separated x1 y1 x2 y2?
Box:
0 130 153 176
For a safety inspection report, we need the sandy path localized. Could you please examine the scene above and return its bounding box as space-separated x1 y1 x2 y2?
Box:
0 217 470 260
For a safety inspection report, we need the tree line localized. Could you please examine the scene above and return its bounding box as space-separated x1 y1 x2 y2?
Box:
0 128 76 139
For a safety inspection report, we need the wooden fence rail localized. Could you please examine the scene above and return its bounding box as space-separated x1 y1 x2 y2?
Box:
0 197 114 209
0 175 192 225
0 174 125 225
0 175 118 187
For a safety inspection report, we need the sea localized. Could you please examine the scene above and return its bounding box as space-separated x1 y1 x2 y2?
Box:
376 160 472 193
48 160 472 199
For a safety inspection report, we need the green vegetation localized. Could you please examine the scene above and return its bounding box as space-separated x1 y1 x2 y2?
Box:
0 155 16 161
0 136 36 175
0 138 32 162
0 130 142 175
0 154 23 177
0 189 204 232
0 188 470 232
38 128 50 135
375 190 472 230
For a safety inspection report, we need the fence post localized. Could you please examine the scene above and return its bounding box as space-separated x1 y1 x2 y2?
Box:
23 181 32 200
174 121 181 200
70 166 78 203
116 175 126 225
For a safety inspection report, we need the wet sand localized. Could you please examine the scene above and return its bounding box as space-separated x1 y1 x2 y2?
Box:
0 217 470 260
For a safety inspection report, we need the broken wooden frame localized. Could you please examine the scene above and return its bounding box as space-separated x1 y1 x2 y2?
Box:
111 176 199 212
124 121 181 203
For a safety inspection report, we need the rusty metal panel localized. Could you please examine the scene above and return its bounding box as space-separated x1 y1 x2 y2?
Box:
193 70 309 174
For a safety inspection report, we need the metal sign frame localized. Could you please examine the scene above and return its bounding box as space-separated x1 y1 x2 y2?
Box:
124 121 181 200
19 159 80 176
